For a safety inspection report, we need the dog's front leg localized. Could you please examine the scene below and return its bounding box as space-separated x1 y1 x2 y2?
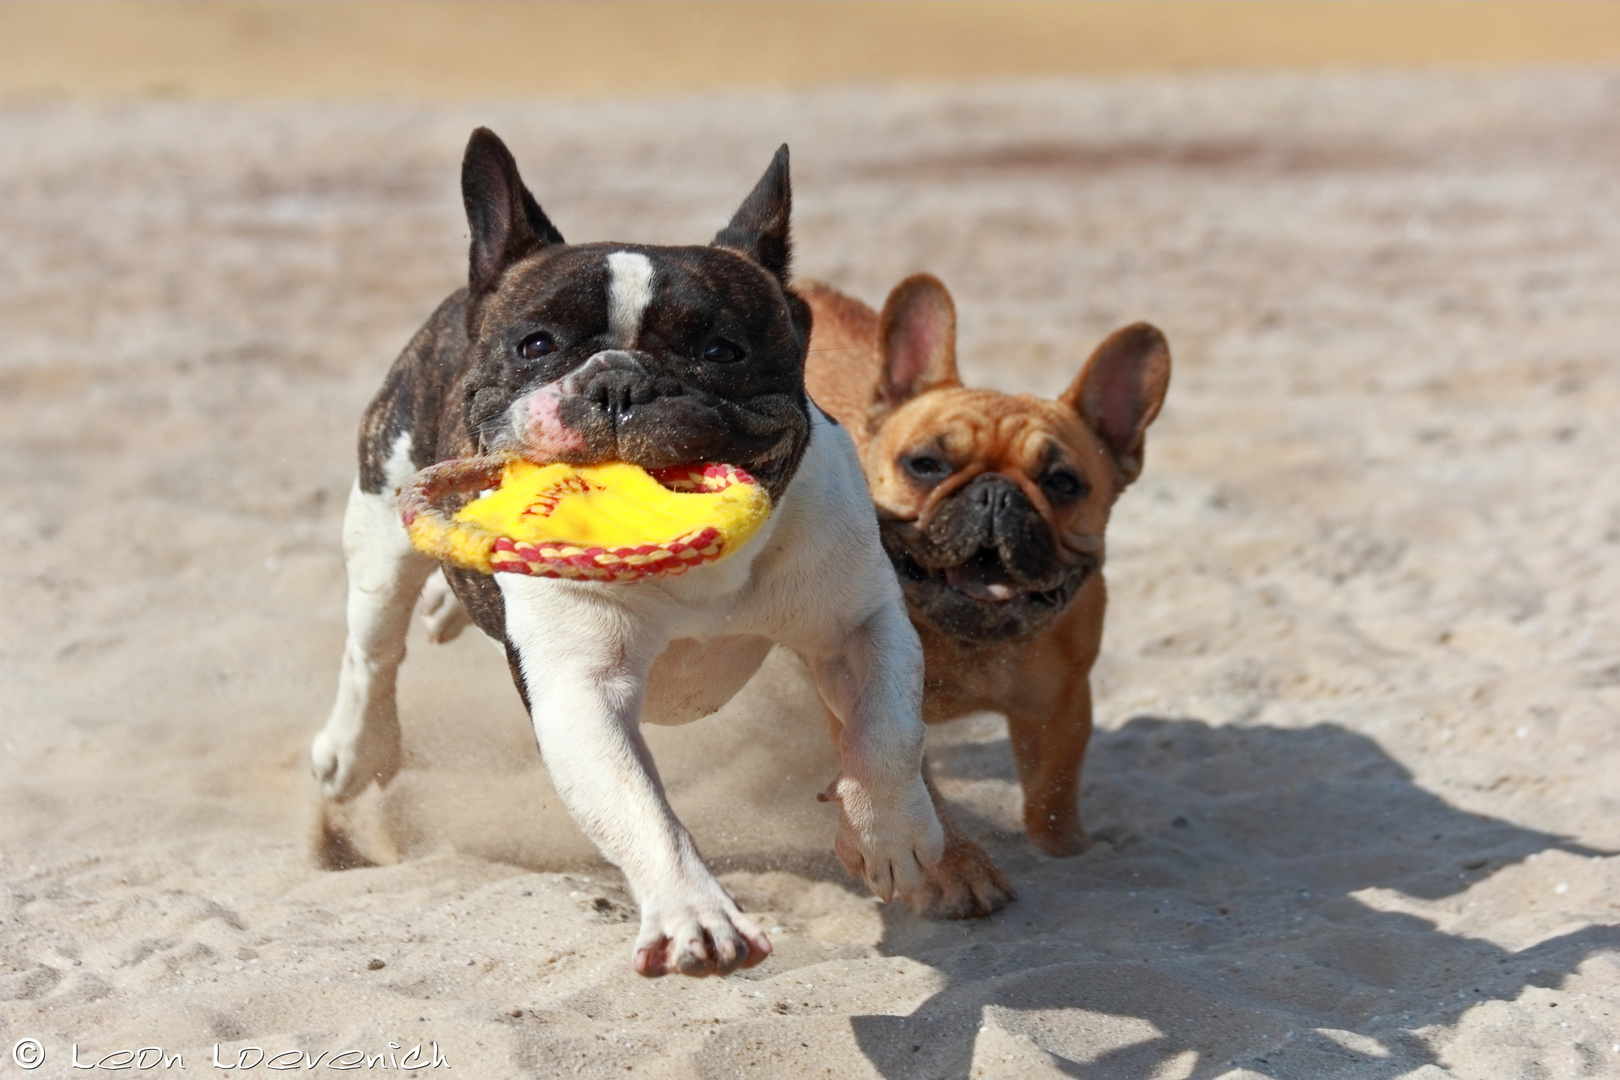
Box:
500 577 770 978
312 479 435 800
1008 673 1094 857
810 604 945 903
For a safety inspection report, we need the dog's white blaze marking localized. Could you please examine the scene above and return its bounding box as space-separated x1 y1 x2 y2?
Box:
606 251 655 348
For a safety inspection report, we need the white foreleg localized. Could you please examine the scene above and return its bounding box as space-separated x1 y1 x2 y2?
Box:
500 575 771 978
312 474 434 800
810 601 944 902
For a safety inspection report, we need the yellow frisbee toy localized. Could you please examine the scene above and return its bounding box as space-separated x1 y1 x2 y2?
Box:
399 457 771 582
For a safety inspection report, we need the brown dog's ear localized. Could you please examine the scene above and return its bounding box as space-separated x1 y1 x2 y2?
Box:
713 145 793 285
1062 322 1171 485
875 274 960 414
461 128 563 296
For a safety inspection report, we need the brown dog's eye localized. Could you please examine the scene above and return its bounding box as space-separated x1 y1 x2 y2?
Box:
516 331 555 362
1041 469 1088 502
901 454 951 484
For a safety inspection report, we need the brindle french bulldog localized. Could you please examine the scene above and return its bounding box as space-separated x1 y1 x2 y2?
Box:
803 274 1170 916
311 131 945 977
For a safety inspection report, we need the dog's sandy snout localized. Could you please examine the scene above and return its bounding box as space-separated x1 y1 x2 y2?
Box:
965 473 1028 523
563 351 668 424
519 389 589 456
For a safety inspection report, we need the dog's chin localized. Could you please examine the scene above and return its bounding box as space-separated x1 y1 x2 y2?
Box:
889 544 1095 643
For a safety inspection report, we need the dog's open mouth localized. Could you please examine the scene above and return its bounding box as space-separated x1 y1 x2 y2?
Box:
896 547 1085 609
879 517 1097 641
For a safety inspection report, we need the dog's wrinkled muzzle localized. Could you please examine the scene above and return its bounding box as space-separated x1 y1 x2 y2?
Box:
877 475 1101 640
556 350 686 429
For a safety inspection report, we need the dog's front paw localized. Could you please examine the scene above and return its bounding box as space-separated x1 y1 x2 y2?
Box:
1029 824 1092 859
822 775 945 903
913 831 1014 919
633 887 771 978
310 714 401 802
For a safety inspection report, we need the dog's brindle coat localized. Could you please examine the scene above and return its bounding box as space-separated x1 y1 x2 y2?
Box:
313 130 944 978
804 275 1170 913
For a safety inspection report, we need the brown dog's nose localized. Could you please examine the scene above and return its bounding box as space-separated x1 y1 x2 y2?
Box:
967 473 1021 518
961 473 1060 582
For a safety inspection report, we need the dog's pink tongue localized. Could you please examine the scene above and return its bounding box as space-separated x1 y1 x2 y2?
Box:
946 560 1019 602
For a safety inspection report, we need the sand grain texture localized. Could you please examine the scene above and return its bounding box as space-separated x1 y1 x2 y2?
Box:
3 71 1619 1078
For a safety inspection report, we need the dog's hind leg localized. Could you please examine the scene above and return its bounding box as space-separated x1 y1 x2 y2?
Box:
418 569 472 643
312 467 435 801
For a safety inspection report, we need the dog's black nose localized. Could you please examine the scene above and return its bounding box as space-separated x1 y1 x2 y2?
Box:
969 474 1022 518
963 474 1057 574
586 367 657 423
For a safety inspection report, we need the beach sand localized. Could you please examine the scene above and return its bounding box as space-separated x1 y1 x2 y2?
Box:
3 69 1619 1078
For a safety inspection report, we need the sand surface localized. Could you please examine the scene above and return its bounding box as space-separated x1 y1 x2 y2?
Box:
3 70 1620 1078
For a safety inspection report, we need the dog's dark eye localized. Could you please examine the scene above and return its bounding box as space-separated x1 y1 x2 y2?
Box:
701 339 745 363
901 454 951 483
1041 469 1088 502
516 331 556 362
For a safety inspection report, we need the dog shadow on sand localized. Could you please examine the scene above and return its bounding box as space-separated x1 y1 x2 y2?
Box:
851 716 1617 1080
308 638 1614 1078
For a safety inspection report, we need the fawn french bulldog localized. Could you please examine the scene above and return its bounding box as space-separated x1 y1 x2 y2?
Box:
311 130 944 977
803 274 1170 915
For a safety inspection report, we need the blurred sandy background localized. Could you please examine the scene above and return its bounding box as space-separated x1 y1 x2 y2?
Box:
6 1 1620 100
4 4 1620 1079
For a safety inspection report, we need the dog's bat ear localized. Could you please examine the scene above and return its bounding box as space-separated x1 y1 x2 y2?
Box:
519 186 566 247
1063 322 1171 485
461 128 563 296
713 144 793 283
874 274 960 414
